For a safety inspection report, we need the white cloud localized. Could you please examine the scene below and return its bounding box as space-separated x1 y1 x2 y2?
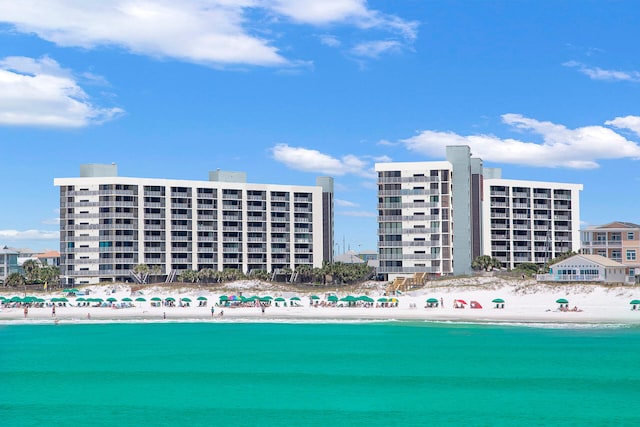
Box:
370 154 392 162
267 0 370 25
335 199 359 207
0 229 58 240
605 115 640 136
400 114 640 169
351 40 402 58
319 34 341 47
339 210 376 218
563 61 640 82
0 0 416 67
0 56 124 127
271 143 375 177
269 0 418 39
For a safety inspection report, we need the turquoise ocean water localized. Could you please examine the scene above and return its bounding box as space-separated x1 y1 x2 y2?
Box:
2 321 640 427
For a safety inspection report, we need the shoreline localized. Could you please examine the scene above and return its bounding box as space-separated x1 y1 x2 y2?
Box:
2 278 640 327
2 302 640 327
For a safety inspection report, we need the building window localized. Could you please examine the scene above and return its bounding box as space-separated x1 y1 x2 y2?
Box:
611 250 621 260
628 232 635 240
626 250 636 261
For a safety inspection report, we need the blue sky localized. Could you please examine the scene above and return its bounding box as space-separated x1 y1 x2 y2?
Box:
1 1 640 254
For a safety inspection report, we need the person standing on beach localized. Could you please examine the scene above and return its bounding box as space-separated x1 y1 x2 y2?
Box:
24 306 28 318
211 306 215 317
440 298 443 308
52 305 56 317
163 312 166 320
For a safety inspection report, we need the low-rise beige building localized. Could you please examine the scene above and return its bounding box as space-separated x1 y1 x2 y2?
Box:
537 254 628 284
580 222 640 283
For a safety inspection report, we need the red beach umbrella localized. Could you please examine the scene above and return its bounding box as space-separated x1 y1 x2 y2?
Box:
456 300 467 305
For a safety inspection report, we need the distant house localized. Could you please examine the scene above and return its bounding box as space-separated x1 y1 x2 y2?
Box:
0 247 20 283
334 250 366 264
358 250 378 262
580 221 640 283
35 250 61 267
537 254 628 284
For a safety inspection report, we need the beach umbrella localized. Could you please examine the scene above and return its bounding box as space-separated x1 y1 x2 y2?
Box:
556 298 569 304
340 295 356 302
135 297 146 302
389 298 398 303
427 298 439 303
274 297 286 302
76 297 86 302
151 297 162 302
377 297 388 302
290 296 301 301
107 297 117 302
629 299 640 305
181 297 192 302
310 295 320 300
456 299 467 305
359 296 374 303
219 295 228 301
327 295 338 302
492 298 505 303
122 297 133 302
165 297 176 301
262 296 273 300
197 296 208 301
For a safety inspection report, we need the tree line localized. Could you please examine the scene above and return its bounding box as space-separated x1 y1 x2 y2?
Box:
134 261 375 286
3 259 60 288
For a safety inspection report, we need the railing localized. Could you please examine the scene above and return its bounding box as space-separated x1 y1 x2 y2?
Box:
536 273 603 282
377 176 440 184
377 266 443 273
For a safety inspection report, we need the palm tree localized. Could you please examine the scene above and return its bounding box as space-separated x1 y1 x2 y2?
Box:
294 264 313 283
133 264 150 284
5 273 26 296
5 272 25 287
220 268 244 282
311 267 323 284
150 264 163 283
178 269 198 283
198 268 216 284
40 265 60 290
22 259 41 284
472 255 502 272
247 269 270 281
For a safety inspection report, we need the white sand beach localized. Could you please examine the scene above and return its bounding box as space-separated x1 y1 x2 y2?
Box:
2 277 640 325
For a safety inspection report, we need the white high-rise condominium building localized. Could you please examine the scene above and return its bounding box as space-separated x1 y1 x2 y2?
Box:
54 164 334 285
482 175 582 270
376 146 582 280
